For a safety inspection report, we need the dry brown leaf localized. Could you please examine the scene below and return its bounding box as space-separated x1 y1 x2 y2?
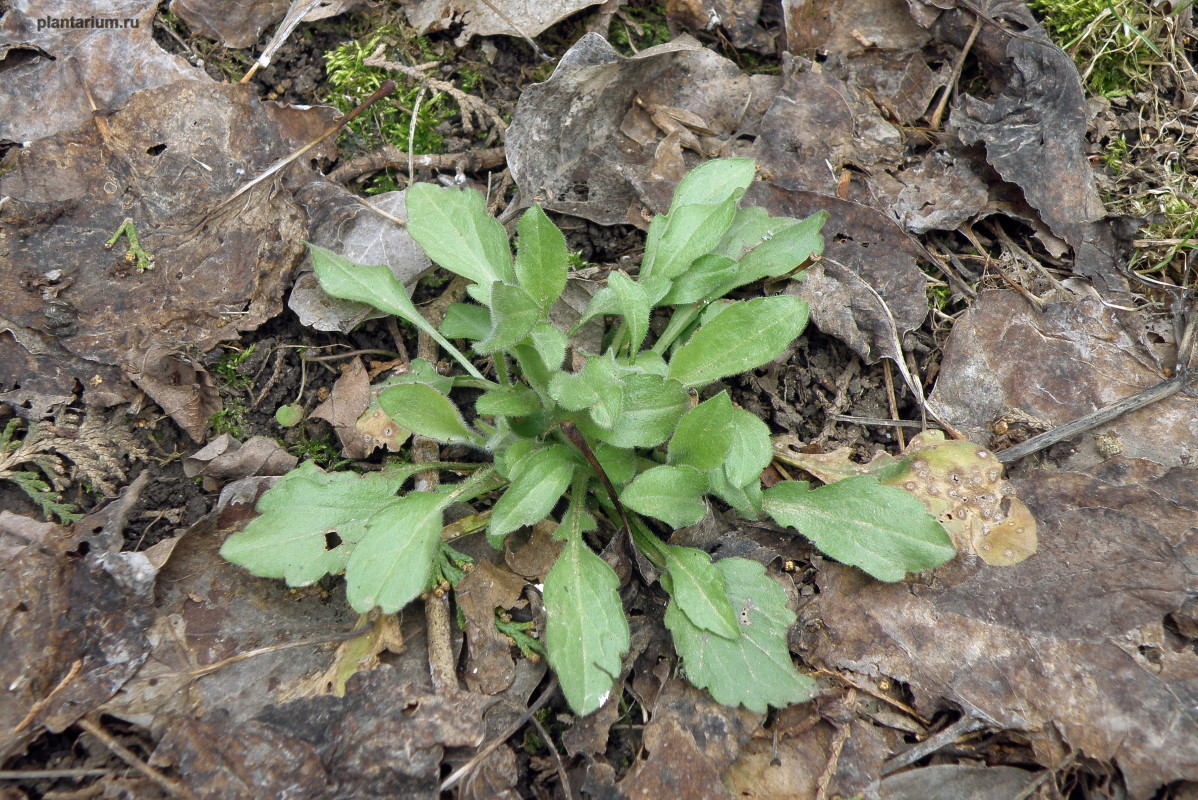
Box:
929 290 1195 469
455 560 529 695
0 0 205 143
183 433 298 479
0 80 333 437
799 464 1198 799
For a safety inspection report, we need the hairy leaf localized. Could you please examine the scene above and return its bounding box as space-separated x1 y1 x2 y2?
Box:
668 391 735 472
529 320 567 371
475 282 542 355
345 491 447 613
544 495 629 716
405 183 512 304
661 543 740 639
220 462 406 585
643 195 740 281
668 295 808 388
490 445 577 543
608 271 651 353
588 372 689 448
440 302 491 340
762 478 956 581
665 557 814 712
660 254 739 306
549 354 623 429
669 157 756 211
308 244 481 378
727 211 828 291
476 386 543 417
379 383 479 445
514 205 569 309
620 464 709 528
724 406 773 487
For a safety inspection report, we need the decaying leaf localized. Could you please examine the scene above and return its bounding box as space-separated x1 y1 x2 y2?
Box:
310 357 410 459
455 560 529 696
777 430 1037 566
405 0 601 45
799 464 1198 799
1 80 332 438
0 0 205 143
0 510 157 760
183 433 298 479
929 290 1194 469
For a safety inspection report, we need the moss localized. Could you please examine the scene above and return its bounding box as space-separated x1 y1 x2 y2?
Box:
1028 0 1163 97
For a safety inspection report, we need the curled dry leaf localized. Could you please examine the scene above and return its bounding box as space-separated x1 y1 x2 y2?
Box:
183 433 299 479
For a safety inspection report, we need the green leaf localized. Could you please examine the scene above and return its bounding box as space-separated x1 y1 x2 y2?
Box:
345 491 447 613
660 254 739 305
660 543 740 639
440 303 491 340
475 282 543 355
762 478 956 581
592 442 636 486
728 211 828 291
620 464 708 528
544 501 629 716
529 321 567 371
706 466 762 520
642 196 740 281
308 244 483 379
712 206 789 260
219 462 407 586
589 372 689 448
669 157 756 212
405 183 513 304
378 383 479 445
490 444 577 543
668 296 808 389
514 205 569 309
549 354 623 429
275 403 304 427
665 557 815 712
607 271 651 353
724 407 773 487
668 391 735 472
476 386 543 417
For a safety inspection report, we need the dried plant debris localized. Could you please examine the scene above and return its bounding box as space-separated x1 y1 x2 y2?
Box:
777 430 1037 566
0 509 159 761
800 464 1198 799
0 408 148 522
0 80 332 437
929 290 1195 469
0 0 206 143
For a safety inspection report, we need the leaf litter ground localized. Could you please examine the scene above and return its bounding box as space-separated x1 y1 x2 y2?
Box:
2 1 1197 798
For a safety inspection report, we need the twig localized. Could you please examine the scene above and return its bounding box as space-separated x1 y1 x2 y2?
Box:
76 716 197 800
0 768 115 780
529 705 577 800
995 372 1189 463
11 659 82 735
328 146 507 184
439 676 560 793
408 84 428 184
300 348 403 363
882 714 987 775
363 48 509 136
188 81 397 232
829 415 929 429
930 14 982 130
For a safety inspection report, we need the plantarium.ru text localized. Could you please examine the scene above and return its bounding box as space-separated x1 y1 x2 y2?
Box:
220 158 957 715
